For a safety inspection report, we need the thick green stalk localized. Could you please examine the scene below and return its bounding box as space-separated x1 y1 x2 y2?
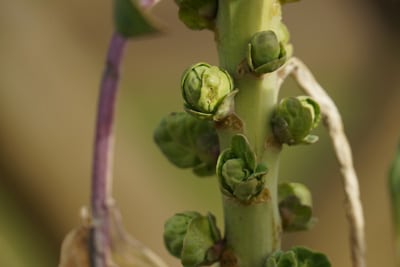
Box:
222 151 281 267
215 0 283 266
216 0 282 74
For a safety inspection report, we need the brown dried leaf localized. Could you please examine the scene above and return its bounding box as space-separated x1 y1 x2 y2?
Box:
58 224 91 267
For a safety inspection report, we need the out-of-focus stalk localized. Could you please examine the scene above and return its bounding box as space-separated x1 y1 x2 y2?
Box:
90 32 126 267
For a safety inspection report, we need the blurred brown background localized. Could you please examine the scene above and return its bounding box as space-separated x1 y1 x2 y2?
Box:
1 1 400 266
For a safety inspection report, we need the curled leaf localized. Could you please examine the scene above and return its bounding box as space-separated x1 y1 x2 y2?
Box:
163 211 222 267
265 247 331 267
154 112 219 176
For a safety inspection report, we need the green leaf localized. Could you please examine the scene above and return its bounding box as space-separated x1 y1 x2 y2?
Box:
114 0 159 38
175 0 217 30
163 211 201 258
266 247 331 267
154 112 219 177
231 134 256 170
181 214 221 267
291 247 331 267
277 251 297 267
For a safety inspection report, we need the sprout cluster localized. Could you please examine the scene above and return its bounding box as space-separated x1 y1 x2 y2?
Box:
154 3 329 263
217 134 268 202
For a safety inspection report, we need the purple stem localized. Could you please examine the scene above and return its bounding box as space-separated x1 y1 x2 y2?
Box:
90 32 126 267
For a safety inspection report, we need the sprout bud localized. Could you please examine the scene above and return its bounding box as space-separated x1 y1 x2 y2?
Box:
271 96 321 145
217 134 268 202
182 63 235 120
164 211 200 258
279 182 315 232
251 31 280 67
247 30 287 74
222 159 248 182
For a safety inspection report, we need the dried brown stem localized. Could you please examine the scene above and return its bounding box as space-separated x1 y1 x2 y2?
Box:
277 57 366 267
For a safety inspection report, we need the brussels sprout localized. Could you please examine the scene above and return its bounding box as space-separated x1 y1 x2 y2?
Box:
182 63 236 120
164 212 201 258
279 182 315 232
271 96 321 145
216 134 268 202
247 30 287 74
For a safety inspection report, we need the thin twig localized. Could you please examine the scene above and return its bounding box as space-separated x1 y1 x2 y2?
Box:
277 57 366 267
91 32 127 267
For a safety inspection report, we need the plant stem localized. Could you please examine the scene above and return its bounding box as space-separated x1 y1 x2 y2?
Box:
216 0 282 74
222 151 281 267
278 58 366 267
215 1 283 266
90 32 126 267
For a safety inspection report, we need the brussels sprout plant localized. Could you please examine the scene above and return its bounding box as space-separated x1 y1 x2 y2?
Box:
58 1 375 267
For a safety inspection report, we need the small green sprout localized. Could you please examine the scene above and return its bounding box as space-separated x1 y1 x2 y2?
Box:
216 134 268 202
271 96 321 145
182 62 236 120
279 182 315 231
247 30 287 74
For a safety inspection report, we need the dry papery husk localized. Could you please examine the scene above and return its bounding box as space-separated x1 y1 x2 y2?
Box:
58 206 169 267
